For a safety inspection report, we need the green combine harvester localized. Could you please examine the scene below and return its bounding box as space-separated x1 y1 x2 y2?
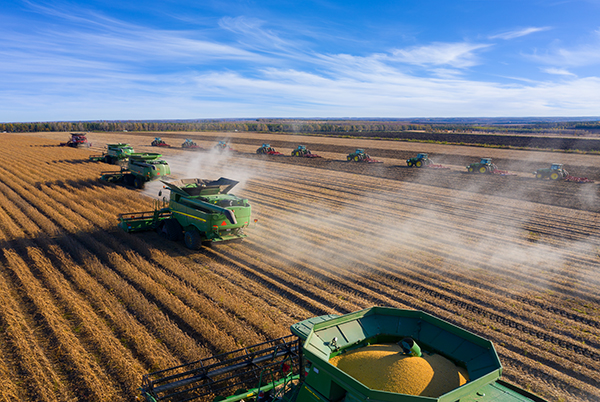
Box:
100 153 170 188
90 143 135 165
139 307 547 402
118 177 251 249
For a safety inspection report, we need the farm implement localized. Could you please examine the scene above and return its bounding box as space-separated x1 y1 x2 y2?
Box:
152 137 171 147
89 143 134 165
182 139 202 149
59 132 91 148
118 177 251 248
139 307 547 402
100 153 170 189
466 158 515 176
534 163 593 183
256 144 283 156
406 153 448 169
214 141 235 152
346 149 382 163
291 145 321 158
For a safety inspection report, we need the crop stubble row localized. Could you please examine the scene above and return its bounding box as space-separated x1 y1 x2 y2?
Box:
0 134 598 402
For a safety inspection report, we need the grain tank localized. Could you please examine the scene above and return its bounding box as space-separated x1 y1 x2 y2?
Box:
140 307 547 402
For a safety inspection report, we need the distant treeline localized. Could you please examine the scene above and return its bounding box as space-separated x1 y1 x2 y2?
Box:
1 119 599 135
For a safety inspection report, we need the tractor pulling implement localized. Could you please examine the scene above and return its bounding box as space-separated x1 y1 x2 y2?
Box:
152 137 171 147
257 144 283 156
182 139 202 149
139 307 547 402
119 178 251 248
346 149 382 163
291 145 321 158
406 153 448 169
533 163 593 183
466 158 515 176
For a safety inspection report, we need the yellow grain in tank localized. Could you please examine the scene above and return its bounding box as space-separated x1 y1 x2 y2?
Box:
329 343 469 397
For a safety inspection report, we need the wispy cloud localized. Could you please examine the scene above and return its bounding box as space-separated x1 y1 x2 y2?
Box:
543 67 576 76
489 27 551 40
390 42 491 68
526 29 600 68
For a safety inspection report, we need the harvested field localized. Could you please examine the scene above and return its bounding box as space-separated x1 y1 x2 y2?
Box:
2 131 600 402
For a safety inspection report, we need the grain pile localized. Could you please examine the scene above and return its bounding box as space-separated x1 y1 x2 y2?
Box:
329 344 469 397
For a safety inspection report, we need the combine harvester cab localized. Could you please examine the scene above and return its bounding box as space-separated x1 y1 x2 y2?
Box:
291 145 321 158
347 149 382 163
151 137 171 147
100 152 170 189
406 153 448 169
139 307 547 402
118 177 251 249
89 143 134 165
59 132 91 148
466 157 514 176
533 163 592 183
256 143 283 155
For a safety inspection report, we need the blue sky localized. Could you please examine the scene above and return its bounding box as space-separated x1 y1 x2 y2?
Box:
2 0 600 122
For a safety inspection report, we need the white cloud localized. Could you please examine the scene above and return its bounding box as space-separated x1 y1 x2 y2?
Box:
390 42 491 68
489 27 551 40
543 68 576 77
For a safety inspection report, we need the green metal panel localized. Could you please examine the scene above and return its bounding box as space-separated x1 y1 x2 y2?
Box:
290 315 339 341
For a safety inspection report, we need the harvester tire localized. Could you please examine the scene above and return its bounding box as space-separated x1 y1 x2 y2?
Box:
124 174 135 186
479 166 488 174
354 156 359 161
347 156 352 161
158 219 182 241
134 177 145 189
184 229 202 250
415 161 423 168
550 172 560 180
468 167 474 173
536 173 544 179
